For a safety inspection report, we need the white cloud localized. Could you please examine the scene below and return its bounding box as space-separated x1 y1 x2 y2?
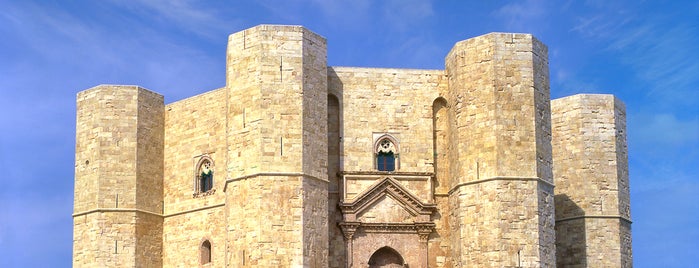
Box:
570 4 699 107
105 0 236 40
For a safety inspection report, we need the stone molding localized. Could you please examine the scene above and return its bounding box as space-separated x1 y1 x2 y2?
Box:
339 171 434 177
555 214 632 224
339 177 436 217
73 203 229 219
448 176 555 195
72 208 162 218
223 172 328 192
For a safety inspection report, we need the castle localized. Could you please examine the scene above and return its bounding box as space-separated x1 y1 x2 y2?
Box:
73 25 632 267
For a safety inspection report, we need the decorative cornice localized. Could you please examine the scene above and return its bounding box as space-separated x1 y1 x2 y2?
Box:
339 177 436 216
339 222 361 241
339 221 436 241
340 171 434 177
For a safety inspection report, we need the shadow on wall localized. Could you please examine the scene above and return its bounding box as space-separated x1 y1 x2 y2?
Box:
327 67 347 267
554 194 587 267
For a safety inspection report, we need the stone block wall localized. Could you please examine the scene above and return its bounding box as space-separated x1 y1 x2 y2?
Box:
444 33 555 267
162 87 228 266
162 207 225 267
74 85 164 267
224 25 329 266
328 67 445 173
163 88 227 213
225 175 306 266
73 212 138 267
552 94 632 267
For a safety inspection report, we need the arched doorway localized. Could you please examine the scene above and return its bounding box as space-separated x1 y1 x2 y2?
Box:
368 247 405 268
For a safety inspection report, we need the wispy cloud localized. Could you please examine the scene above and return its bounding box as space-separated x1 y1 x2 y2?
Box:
570 4 699 107
0 1 226 102
493 0 551 33
104 0 236 40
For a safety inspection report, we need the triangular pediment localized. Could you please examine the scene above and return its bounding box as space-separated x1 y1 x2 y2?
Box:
357 194 414 223
340 177 436 217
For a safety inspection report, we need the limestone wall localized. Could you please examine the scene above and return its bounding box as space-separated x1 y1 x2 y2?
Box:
162 207 225 267
163 88 227 213
225 175 306 266
223 25 329 266
74 85 164 267
327 93 346 267
161 88 228 266
445 33 555 267
552 94 632 267
328 67 446 173
73 212 138 267
225 25 328 177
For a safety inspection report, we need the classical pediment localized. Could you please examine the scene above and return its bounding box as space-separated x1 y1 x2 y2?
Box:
340 177 436 219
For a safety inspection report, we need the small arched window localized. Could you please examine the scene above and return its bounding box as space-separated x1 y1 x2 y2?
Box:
200 240 212 264
375 136 398 171
196 157 214 193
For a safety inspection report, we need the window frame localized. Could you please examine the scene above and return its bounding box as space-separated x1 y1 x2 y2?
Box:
374 134 399 171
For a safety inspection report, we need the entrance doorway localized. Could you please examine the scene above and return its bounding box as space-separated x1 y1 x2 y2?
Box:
368 247 405 268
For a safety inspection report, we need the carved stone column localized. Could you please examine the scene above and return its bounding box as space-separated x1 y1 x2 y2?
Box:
340 222 360 268
416 223 434 268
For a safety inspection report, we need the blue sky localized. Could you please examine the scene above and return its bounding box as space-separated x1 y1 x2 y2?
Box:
0 0 697 267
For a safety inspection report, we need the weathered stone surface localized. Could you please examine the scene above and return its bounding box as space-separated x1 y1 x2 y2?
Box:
73 25 631 267
552 94 632 267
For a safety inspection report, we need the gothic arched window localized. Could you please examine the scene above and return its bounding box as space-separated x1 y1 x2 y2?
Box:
375 136 398 171
196 157 214 193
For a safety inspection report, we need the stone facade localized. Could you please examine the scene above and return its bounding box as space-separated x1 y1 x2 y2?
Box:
73 25 632 267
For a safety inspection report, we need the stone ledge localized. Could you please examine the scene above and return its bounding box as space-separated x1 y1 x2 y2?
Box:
72 208 161 218
223 172 328 192
555 215 632 224
448 176 555 195
163 203 225 218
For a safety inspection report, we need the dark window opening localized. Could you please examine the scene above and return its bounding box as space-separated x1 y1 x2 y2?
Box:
201 240 212 264
198 159 213 193
377 151 395 171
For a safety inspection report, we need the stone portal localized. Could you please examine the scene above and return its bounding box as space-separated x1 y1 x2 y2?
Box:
368 247 405 267
339 175 435 267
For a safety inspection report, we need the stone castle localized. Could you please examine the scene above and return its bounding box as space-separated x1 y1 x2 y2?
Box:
73 25 632 267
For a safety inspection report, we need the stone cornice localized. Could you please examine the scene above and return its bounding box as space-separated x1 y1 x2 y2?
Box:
340 170 434 177
339 177 436 217
338 221 435 240
223 172 328 192
448 176 555 195
73 203 228 218
556 214 632 224
72 208 161 218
